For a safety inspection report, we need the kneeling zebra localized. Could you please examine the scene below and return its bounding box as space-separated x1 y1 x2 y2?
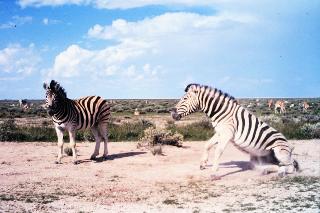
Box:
43 80 110 164
171 84 299 176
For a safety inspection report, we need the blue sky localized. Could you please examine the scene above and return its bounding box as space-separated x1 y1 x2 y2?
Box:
0 0 319 99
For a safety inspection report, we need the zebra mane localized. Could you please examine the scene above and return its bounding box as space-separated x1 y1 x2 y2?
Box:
185 83 236 100
184 83 200 92
49 80 67 98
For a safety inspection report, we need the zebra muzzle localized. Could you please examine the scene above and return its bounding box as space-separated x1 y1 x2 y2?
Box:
171 108 181 121
48 109 55 116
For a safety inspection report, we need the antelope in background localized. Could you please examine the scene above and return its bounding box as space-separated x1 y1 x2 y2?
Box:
274 100 286 114
19 99 31 111
268 99 273 109
302 101 310 112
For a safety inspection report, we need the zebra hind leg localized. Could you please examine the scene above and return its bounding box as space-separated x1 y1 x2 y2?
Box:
272 147 296 177
251 153 281 175
98 123 108 160
69 130 79 164
90 126 102 160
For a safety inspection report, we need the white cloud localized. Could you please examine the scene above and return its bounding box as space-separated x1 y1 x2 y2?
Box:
18 0 89 8
40 1 319 98
88 12 257 41
42 17 60 25
47 10 259 96
17 0 221 9
47 40 156 80
0 16 33 29
18 0 316 13
43 18 49 25
0 44 41 79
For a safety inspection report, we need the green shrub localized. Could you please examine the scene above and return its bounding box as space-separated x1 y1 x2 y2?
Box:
22 126 56 141
0 119 25 141
108 119 154 141
299 122 320 139
138 126 183 148
0 119 56 142
269 121 320 140
167 120 214 141
0 119 154 142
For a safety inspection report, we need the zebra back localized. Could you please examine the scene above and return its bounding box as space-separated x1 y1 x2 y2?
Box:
73 96 110 129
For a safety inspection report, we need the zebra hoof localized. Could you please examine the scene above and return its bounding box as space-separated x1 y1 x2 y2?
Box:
200 165 206 170
90 156 97 160
277 172 286 178
73 160 79 165
54 161 62 164
261 169 270 176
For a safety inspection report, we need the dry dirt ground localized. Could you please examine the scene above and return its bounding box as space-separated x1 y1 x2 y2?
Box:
0 140 319 213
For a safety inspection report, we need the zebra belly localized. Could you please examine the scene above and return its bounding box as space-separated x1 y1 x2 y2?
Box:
54 122 77 131
233 140 271 157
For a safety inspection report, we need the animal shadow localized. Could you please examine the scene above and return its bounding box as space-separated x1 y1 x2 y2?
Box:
216 161 253 178
94 151 147 163
76 151 147 164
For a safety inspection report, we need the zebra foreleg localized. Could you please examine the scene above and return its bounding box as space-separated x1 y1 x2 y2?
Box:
69 130 78 164
54 126 64 164
90 126 102 160
200 135 219 170
210 128 234 173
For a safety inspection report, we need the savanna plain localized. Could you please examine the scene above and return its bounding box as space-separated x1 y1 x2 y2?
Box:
0 99 319 212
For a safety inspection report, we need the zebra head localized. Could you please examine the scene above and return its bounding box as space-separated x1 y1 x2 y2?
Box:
43 80 67 116
171 83 200 121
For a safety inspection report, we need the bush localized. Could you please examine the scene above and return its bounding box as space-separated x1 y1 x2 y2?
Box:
75 129 95 142
269 121 320 140
167 120 215 141
0 119 25 141
140 126 183 146
0 119 56 142
137 127 183 152
108 119 154 142
300 123 320 139
0 119 154 142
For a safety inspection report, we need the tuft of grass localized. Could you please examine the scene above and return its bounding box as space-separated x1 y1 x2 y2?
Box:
277 176 320 186
163 198 180 205
150 145 163 155
64 147 73 156
0 194 15 201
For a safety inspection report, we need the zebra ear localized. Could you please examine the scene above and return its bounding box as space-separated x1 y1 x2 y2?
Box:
49 80 57 92
43 82 48 90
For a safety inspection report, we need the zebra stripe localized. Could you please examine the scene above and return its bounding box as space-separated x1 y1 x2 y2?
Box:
47 95 110 130
43 80 110 164
172 83 298 174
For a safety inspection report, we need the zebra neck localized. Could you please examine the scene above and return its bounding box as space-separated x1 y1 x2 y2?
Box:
201 93 236 123
53 98 73 123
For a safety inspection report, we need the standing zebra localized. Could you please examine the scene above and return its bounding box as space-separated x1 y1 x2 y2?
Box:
171 84 299 176
43 80 110 164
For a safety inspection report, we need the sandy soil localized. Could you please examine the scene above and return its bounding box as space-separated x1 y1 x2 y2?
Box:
0 140 319 212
